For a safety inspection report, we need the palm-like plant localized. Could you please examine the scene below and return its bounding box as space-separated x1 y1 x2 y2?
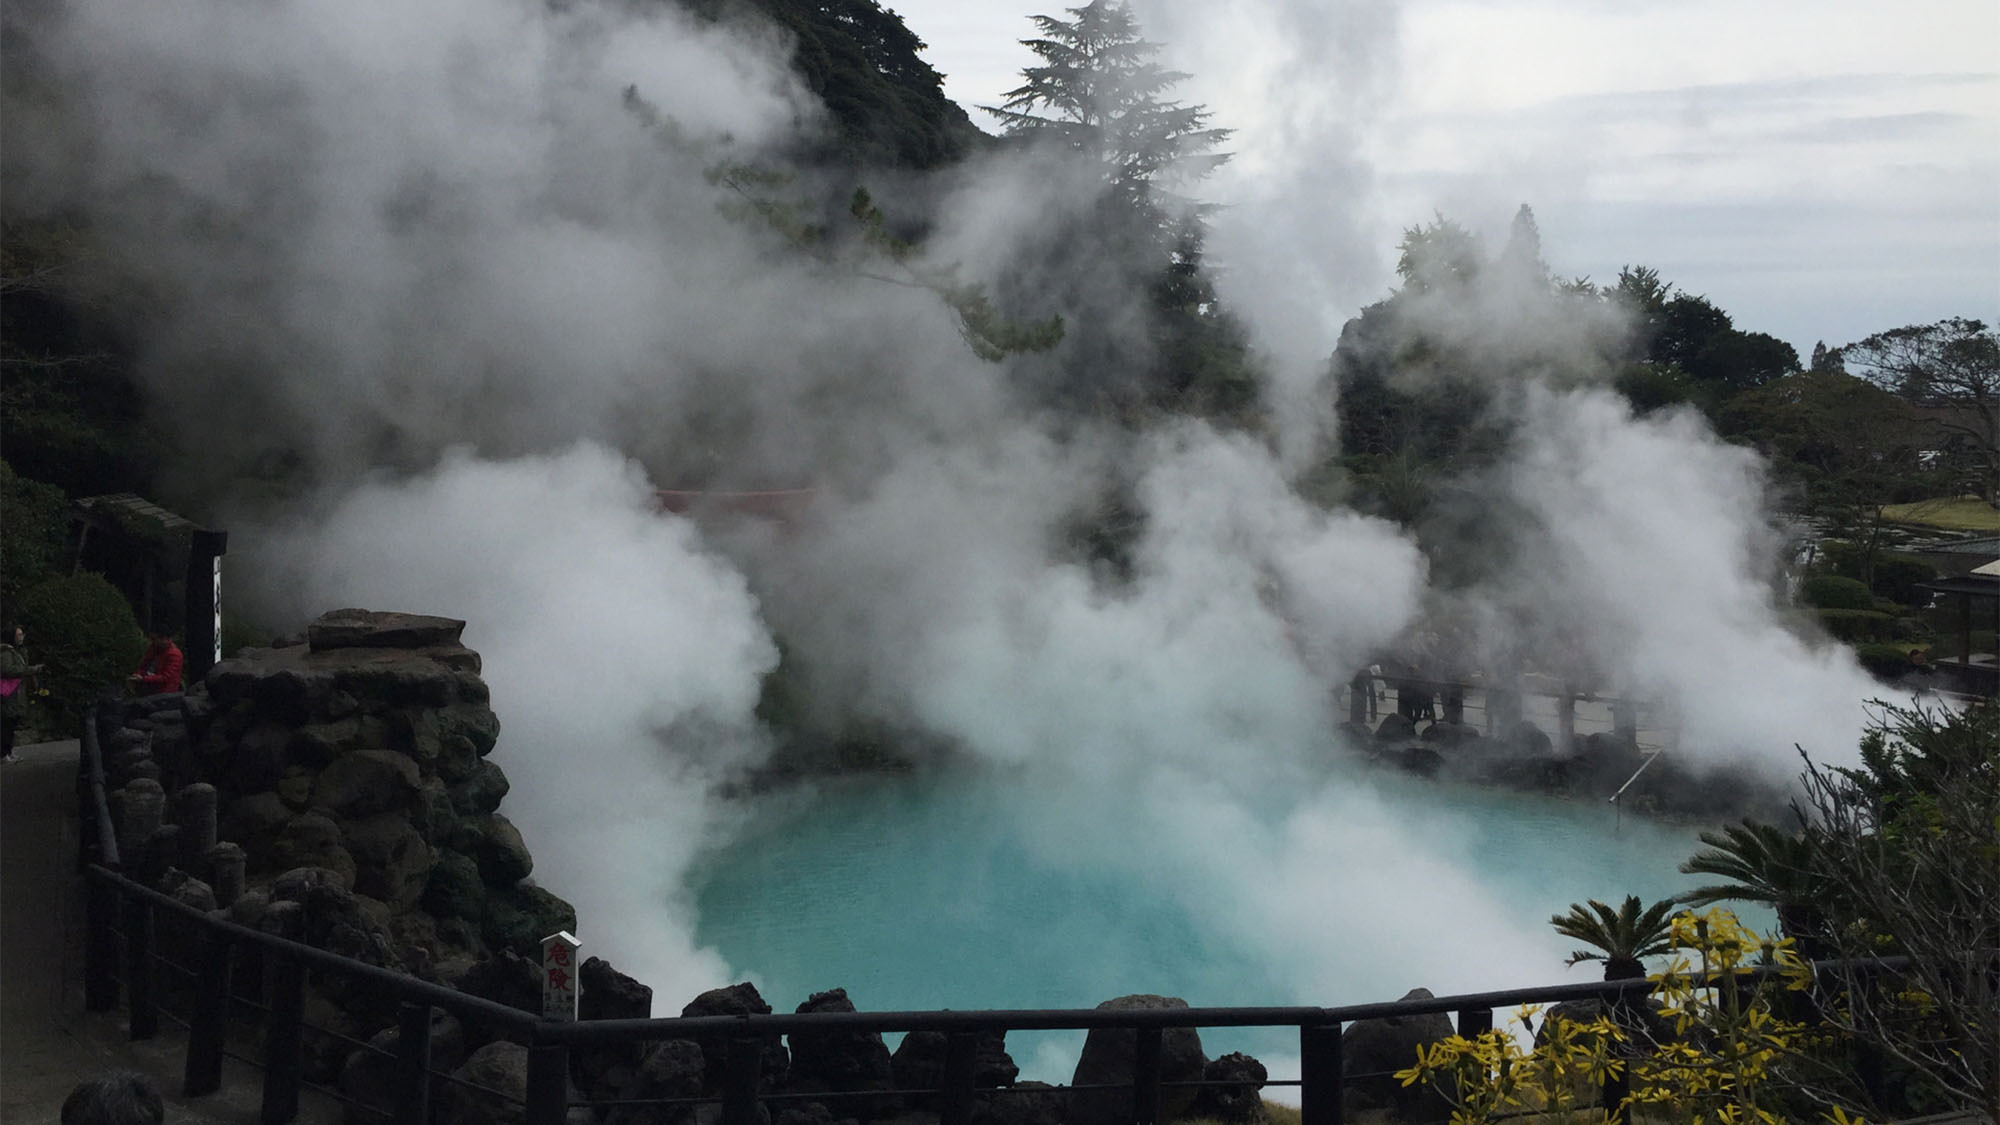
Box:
1551 896 1679 981
1678 820 1831 952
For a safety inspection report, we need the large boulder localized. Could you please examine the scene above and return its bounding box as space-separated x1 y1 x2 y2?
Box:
971 1082 1062 1125
605 1039 705 1125
315 750 422 820
786 988 896 1115
1342 988 1454 1123
448 759 511 816
891 1030 1017 1108
342 812 435 911
481 881 578 958
310 609 467 652
447 1041 530 1125
270 814 357 888
1374 713 1418 743
1067 995 1206 1125
338 1009 467 1125
1189 1052 1267 1123
423 850 487 923
682 982 790 1092
462 814 534 886
577 957 657 1101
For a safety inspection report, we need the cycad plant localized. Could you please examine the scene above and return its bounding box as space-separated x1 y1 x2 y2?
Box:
1551 895 1679 980
1678 820 1830 953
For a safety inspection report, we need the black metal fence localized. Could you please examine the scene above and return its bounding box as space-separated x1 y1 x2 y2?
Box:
72 701 1895 1125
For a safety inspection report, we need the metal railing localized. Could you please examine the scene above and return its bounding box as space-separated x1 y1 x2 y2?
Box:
74 700 1906 1125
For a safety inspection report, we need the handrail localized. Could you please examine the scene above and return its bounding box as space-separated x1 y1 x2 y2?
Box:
80 697 122 868
85 861 1914 1045
84 864 539 1032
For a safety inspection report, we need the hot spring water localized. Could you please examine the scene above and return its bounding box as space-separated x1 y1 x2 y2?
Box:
688 761 1744 1085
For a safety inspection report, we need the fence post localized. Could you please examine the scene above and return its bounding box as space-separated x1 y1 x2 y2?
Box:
1131 1027 1163 1125
939 1032 979 1125
262 953 305 1124
124 894 157 1040
183 930 232 1095
1456 1008 1491 1038
525 1043 569 1125
393 1002 434 1125
1299 1023 1343 1125
723 1037 762 1125
84 875 120 1011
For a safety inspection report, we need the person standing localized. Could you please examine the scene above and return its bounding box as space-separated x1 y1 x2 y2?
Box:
130 630 184 696
1 623 42 762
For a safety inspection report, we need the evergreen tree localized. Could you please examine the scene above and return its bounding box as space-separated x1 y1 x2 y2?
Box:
984 1 1257 424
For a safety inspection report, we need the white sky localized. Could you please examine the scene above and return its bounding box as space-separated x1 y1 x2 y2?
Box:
892 0 2000 361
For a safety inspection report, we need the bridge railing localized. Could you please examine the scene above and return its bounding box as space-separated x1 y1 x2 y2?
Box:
74 702 1905 1125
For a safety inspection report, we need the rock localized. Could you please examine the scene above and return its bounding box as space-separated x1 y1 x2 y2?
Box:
425 850 486 922
447 1041 529 1125
342 812 435 911
683 982 789 1091
482 881 579 959
1419 721 1479 746
1067 996 1206 1125
582 957 654 1021
174 783 220 859
439 703 502 758
458 952 543 1016
116 778 167 858
891 1030 1017 1106
970 1082 1062 1125
292 717 368 764
465 814 534 886
1497 721 1553 758
168 873 219 913
413 779 459 840
1373 713 1417 743
605 1039 706 1125
787 988 896 1114
768 1102 835 1125
1188 1052 1267 1123
270 814 356 888
449 759 510 816
314 750 421 820
338 1010 467 1125
205 842 247 907
232 722 298 792
1342 988 1454 1123
577 957 657 1101
310 609 467 653
277 768 317 810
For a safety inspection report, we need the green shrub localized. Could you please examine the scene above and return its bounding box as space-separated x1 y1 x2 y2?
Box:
1801 574 1875 610
19 573 145 729
1854 643 1914 680
1 460 70 617
1815 608 1895 643
1871 556 1939 606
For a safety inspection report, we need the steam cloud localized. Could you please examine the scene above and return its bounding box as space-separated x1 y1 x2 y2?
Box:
6 0 1884 1022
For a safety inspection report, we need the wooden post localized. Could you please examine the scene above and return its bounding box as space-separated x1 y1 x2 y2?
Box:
940 1032 980 1125
183 931 232 1095
1131 1027 1163 1125
525 1044 570 1125
124 895 157 1040
1299 1023 1343 1125
722 1038 762 1125
85 878 120 1011
262 954 305 1124
393 1002 434 1125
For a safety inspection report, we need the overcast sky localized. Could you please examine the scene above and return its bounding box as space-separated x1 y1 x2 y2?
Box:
893 0 1999 363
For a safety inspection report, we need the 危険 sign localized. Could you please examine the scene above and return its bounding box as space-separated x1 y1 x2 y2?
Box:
542 930 581 1021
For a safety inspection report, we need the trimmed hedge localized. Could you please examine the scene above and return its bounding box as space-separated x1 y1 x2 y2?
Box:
1816 608 1896 643
19 572 145 728
1801 575 1876 611
1854 644 1914 681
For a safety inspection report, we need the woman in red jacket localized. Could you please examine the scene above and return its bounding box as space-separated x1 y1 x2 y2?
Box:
131 631 184 696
